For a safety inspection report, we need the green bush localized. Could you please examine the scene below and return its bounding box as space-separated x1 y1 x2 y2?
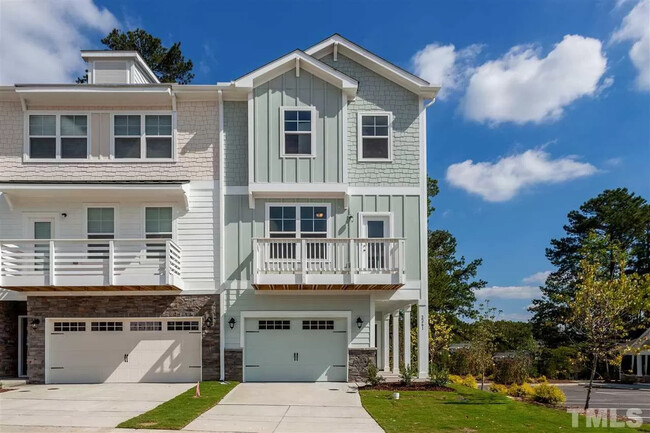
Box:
532 383 566 405
429 363 449 387
399 364 418 386
449 349 473 376
489 383 509 394
537 347 584 380
508 383 535 398
366 364 385 387
493 354 533 385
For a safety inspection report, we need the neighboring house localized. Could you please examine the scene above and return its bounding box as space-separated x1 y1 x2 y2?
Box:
620 327 650 382
0 34 439 384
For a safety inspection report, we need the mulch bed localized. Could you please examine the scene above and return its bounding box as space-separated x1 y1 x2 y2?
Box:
363 383 454 391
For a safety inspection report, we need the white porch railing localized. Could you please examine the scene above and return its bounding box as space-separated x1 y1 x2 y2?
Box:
252 238 406 286
0 239 183 288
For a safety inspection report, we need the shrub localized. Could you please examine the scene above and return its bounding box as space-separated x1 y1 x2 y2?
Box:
449 374 463 385
489 383 508 394
462 375 478 388
493 354 532 385
449 349 473 376
429 363 449 387
536 375 548 383
508 383 535 398
399 364 418 386
532 383 566 405
537 347 584 380
366 364 385 387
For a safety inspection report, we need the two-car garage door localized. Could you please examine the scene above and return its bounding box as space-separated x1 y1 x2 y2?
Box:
46 318 202 384
244 317 347 382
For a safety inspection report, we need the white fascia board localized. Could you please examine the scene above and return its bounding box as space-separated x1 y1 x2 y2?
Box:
15 85 171 94
81 50 160 84
305 35 440 99
233 50 358 98
249 183 348 195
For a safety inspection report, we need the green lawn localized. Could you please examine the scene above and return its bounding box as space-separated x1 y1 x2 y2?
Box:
117 381 238 430
361 385 650 433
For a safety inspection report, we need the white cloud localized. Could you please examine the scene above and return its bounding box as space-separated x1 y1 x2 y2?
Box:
499 311 533 322
0 0 118 84
446 148 597 202
462 35 608 124
612 0 650 91
522 271 551 285
476 286 541 300
411 43 481 99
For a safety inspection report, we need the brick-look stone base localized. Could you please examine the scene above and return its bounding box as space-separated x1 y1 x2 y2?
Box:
26 295 219 384
0 301 27 377
348 348 378 382
224 349 243 382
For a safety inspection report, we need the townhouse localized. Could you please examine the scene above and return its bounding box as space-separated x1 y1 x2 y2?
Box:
0 35 439 384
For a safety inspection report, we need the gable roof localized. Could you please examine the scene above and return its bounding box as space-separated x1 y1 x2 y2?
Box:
305 34 439 99
226 49 358 99
81 50 160 84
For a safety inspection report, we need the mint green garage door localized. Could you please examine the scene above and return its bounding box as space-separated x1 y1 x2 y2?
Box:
244 318 348 382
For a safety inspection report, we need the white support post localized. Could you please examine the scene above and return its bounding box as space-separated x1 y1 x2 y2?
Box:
349 239 356 283
637 355 643 377
383 313 390 372
404 306 411 368
0 242 3 287
165 241 172 285
300 239 307 284
392 310 400 374
251 239 258 284
48 240 55 285
418 303 429 378
108 240 115 286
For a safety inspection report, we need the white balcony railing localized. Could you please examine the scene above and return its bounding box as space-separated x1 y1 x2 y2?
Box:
0 239 183 289
252 238 406 287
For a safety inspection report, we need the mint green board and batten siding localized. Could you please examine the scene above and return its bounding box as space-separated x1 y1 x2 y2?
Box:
222 194 421 283
253 70 343 184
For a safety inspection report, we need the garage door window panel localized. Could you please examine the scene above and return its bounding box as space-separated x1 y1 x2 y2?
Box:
259 320 290 330
167 321 199 331
130 321 162 331
91 321 123 331
53 322 86 332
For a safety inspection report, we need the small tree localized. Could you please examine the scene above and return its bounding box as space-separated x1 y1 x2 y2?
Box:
469 301 500 390
569 233 650 409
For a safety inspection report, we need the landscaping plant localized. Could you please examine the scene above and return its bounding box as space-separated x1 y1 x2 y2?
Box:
493 353 533 385
366 364 385 387
508 383 535 398
532 383 566 406
399 364 418 386
429 363 449 387
489 383 508 394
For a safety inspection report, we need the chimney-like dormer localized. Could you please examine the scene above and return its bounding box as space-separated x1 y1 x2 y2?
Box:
80 51 160 84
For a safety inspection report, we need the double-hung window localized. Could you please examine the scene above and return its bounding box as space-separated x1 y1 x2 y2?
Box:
113 114 173 160
358 112 392 161
145 207 173 257
28 114 88 160
267 205 328 260
87 207 115 258
281 107 315 157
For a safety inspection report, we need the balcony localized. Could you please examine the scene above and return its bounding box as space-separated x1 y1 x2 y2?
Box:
0 239 183 291
252 238 406 290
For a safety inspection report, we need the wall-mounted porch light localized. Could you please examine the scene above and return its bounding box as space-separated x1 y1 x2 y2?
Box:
30 318 40 330
228 317 236 329
356 317 363 329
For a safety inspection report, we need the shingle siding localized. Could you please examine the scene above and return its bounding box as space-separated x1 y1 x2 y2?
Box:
223 101 248 186
320 53 421 186
0 101 219 181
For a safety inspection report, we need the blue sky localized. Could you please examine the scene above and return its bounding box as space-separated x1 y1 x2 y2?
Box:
1 0 648 321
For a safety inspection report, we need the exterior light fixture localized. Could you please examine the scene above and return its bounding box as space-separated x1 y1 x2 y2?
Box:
228 317 236 329
204 316 213 329
30 318 40 330
356 317 363 329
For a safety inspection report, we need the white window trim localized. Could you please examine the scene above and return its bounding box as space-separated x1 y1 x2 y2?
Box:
264 202 332 238
357 212 394 238
83 204 119 239
23 111 91 162
110 112 176 162
279 106 317 159
143 204 176 240
357 111 393 162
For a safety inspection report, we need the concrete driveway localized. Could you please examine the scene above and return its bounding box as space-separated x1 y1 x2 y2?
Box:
0 383 193 431
184 382 384 433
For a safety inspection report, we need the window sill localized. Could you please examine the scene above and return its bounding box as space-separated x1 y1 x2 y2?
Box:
23 158 177 164
357 158 393 163
280 154 317 159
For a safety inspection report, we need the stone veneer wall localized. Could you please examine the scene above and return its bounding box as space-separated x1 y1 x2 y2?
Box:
25 295 219 383
0 101 218 181
224 348 243 382
0 301 26 377
320 54 421 186
348 348 377 382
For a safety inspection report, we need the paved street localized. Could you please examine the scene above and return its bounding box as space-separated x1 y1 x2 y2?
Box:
558 383 650 424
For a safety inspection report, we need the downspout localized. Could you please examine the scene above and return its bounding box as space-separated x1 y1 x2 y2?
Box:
218 89 226 382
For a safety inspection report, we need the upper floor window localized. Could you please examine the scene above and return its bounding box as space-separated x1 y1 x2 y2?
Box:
358 112 392 162
145 207 173 239
113 114 173 160
280 107 315 157
28 114 88 160
267 205 328 238
87 207 115 240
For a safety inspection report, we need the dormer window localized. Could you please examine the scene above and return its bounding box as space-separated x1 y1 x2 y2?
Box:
27 114 88 160
358 112 392 162
112 113 173 160
280 107 315 157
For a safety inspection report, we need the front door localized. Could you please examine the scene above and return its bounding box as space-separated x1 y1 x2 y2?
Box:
360 215 390 270
18 316 28 377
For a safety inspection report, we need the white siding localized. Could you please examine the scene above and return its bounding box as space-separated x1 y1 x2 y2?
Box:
93 61 129 84
222 285 372 349
132 64 150 84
